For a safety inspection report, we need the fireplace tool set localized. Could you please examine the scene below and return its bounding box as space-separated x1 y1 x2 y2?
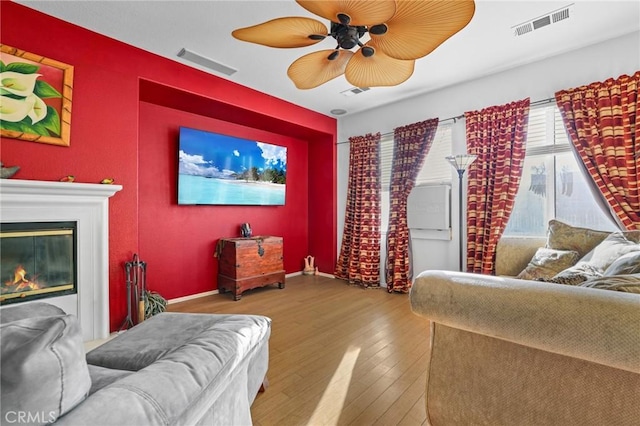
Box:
119 253 147 330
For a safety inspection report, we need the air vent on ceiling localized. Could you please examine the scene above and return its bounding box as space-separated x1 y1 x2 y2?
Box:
514 23 533 36
552 8 570 23
532 15 551 30
513 3 573 37
340 86 371 97
177 48 237 76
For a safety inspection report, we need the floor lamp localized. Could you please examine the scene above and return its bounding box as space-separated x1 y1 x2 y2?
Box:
446 154 477 272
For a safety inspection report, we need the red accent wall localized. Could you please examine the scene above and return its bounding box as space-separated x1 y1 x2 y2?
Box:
1 2 337 331
138 102 310 299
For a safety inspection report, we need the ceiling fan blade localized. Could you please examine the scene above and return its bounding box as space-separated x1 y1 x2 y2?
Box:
288 49 354 89
296 0 396 27
232 17 328 48
345 44 415 87
371 0 476 60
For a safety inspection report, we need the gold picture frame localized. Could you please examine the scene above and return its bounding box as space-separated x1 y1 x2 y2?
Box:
1 44 73 147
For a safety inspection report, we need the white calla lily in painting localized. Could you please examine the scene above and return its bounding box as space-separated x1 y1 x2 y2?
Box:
1 45 73 146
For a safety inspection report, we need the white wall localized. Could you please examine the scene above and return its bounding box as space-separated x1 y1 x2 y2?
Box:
337 31 640 278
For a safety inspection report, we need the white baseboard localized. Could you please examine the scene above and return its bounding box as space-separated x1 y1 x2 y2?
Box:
317 271 335 278
168 290 219 305
290 270 335 279
167 271 335 305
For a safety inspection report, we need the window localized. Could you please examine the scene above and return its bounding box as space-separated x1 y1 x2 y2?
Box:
503 105 617 236
380 123 452 190
379 124 452 232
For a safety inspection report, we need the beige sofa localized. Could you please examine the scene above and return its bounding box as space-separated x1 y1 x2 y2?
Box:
410 229 640 425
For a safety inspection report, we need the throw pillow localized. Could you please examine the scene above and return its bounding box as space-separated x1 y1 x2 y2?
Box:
516 248 580 281
547 262 603 285
1 314 92 425
579 273 640 294
545 219 611 258
604 251 640 276
546 232 640 285
579 232 640 271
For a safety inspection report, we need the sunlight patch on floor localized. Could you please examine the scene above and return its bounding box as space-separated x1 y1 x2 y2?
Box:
306 345 361 426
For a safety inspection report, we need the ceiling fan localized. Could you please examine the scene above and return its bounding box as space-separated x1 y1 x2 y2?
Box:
232 0 476 90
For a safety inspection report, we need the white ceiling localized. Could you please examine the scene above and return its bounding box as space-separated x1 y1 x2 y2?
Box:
16 1 640 117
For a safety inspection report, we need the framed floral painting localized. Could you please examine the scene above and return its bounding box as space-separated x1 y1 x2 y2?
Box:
0 44 73 147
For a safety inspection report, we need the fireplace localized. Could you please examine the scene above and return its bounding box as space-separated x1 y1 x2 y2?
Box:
1 221 78 305
0 179 121 340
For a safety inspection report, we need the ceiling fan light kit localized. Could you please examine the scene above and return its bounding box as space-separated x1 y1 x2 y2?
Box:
232 0 476 89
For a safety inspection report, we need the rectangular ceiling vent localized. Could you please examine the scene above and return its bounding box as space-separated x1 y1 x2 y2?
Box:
514 23 533 36
177 48 237 76
340 86 371 97
513 4 572 37
552 7 570 23
532 15 551 30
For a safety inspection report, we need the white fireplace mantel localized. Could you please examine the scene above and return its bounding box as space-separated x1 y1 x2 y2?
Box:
0 179 122 341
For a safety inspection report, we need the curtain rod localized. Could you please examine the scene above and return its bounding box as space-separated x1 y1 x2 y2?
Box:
336 96 555 145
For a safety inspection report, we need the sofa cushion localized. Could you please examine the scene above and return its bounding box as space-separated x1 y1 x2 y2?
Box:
579 273 640 293
86 312 269 372
86 313 225 370
496 237 548 277
516 248 580 281
545 219 610 258
604 251 640 276
0 314 91 425
87 364 133 395
0 302 66 324
578 232 640 270
546 231 640 285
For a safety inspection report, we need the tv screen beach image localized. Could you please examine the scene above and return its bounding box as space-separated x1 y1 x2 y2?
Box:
178 127 287 205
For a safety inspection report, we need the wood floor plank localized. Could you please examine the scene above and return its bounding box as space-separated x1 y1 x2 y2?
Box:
169 275 430 425
380 370 429 426
355 353 429 425
397 396 429 426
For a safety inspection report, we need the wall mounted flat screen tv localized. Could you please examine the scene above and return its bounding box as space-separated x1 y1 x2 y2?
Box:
178 127 287 205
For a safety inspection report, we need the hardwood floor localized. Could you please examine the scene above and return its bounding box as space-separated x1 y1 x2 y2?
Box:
168 274 430 426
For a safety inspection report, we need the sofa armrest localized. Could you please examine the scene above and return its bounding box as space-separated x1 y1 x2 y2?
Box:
410 270 640 373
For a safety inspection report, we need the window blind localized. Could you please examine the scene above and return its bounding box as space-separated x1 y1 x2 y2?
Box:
525 105 571 155
381 123 453 190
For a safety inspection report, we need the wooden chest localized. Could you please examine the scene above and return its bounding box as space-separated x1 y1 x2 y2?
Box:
216 236 285 300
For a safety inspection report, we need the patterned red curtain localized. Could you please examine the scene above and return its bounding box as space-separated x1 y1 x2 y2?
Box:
465 99 530 274
335 133 381 287
555 72 640 230
386 119 439 293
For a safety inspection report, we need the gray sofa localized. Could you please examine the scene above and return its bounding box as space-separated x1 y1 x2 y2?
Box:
410 221 640 425
0 302 271 426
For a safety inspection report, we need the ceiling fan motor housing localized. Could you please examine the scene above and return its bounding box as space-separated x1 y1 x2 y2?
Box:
330 21 366 51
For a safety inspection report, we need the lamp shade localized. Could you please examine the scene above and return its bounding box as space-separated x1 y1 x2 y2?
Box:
446 154 477 172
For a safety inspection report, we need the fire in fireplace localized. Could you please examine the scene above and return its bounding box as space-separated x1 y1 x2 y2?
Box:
1 222 77 305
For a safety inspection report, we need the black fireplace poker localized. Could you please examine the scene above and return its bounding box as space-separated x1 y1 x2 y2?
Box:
119 253 147 331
